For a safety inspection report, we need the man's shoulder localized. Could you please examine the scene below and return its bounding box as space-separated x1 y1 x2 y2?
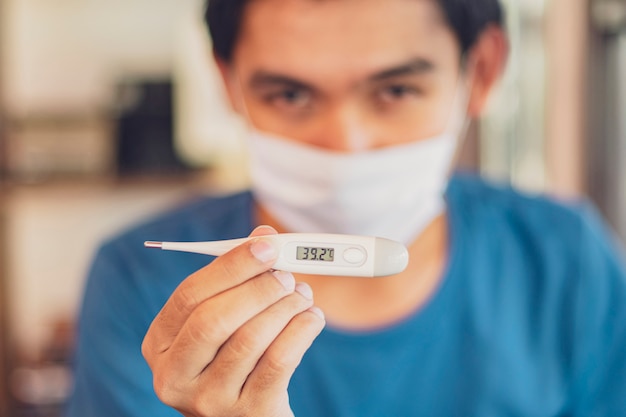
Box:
448 172 600 241
448 172 626 279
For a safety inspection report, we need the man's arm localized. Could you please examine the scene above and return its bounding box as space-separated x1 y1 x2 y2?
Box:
66 243 181 417
570 205 626 416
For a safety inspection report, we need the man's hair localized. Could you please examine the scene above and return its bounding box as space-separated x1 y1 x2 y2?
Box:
205 0 504 62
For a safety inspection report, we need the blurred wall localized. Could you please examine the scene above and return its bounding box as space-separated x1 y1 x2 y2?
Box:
545 0 588 197
618 35 626 239
1 0 197 115
172 5 250 188
588 18 626 241
481 0 590 197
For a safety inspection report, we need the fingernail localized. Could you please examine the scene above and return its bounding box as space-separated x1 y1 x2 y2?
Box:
254 225 277 234
308 306 325 321
250 239 277 263
273 271 296 292
295 282 314 300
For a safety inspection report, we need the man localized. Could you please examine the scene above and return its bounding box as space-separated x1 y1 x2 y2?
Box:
67 0 626 416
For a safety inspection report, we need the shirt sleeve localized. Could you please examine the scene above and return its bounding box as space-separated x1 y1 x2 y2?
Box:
65 243 181 417
570 205 626 416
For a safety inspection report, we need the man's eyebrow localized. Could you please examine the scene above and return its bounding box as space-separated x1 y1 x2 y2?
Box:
247 58 435 90
249 72 313 91
368 58 435 81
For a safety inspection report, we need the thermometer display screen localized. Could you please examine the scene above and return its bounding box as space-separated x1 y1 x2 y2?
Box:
296 246 335 262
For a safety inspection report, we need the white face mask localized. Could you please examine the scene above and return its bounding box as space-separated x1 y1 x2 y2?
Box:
246 92 468 245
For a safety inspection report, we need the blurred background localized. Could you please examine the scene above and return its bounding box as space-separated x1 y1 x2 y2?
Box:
0 0 624 415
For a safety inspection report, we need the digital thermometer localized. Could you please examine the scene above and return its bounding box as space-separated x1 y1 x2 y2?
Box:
145 233 409 277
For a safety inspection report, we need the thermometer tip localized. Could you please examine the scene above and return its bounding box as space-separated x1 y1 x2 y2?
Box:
144 241 163 249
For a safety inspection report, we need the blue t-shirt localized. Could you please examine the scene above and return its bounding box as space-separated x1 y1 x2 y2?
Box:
66 174 626 416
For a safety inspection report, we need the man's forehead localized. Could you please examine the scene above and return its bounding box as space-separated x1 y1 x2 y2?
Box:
239 0 447 36
232 0 457 83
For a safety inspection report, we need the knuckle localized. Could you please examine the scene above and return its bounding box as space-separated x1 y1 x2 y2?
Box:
152 372 181 407
261 352 292 383
286 292 315 312
172 284 201 316
251 273 282 300
186 311 228 346
189 395 212 417
140 337 153 362
232 401 262 417
189 393 235 417
144 314 177 354
237 394 292 417
213 254 243 284
300 309 324 326
249 277 270 300
292 309 325 333
228 327 261 358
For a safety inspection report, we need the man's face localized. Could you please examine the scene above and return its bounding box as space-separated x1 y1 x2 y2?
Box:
223 0 464 151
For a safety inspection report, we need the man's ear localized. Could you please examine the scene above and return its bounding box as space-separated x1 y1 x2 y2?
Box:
466 25 509 117
214 52 244 114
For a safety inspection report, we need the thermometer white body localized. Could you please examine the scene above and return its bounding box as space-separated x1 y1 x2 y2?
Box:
145 233 409 277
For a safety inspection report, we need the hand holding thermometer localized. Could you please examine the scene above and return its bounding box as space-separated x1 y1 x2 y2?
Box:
145 233 409 277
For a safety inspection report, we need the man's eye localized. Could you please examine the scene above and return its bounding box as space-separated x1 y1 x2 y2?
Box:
378 85 419 102
268 89 312 109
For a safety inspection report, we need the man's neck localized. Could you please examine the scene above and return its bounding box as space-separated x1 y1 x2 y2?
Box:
255 204 450 331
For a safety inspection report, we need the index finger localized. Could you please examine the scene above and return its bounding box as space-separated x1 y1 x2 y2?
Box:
145 226 279 353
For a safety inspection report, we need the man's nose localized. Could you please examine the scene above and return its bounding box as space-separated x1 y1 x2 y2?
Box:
314 106 377 152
